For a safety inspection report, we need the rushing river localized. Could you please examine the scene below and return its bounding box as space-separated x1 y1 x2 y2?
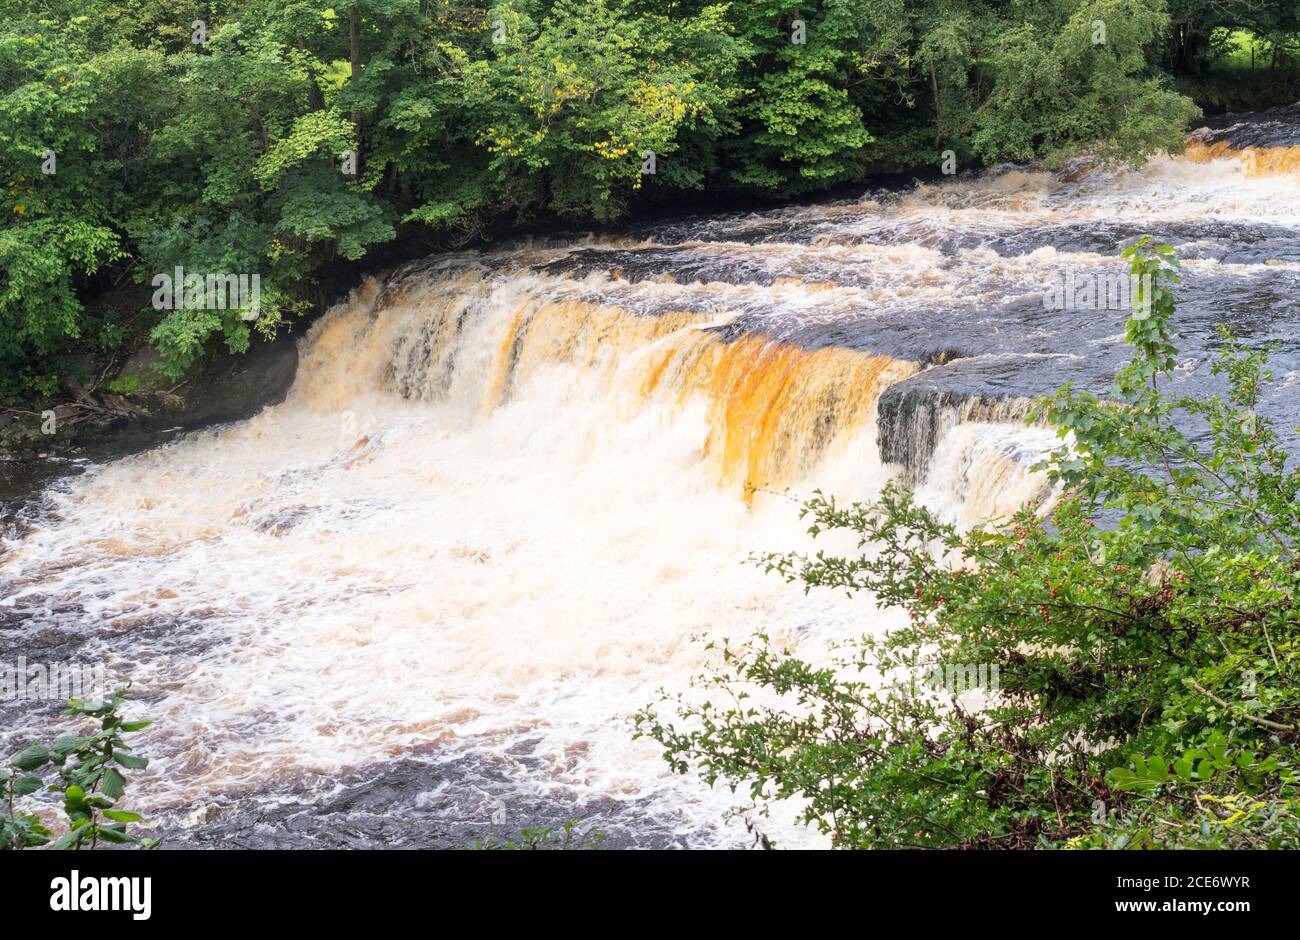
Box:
3 109 1300 849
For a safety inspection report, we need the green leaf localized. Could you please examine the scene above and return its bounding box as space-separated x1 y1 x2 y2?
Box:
113 751 149 770
100 768 126 800
50 827 85 850
12 776 43 797
52 735 89 756
11 743 50 771
93 825 136 844
101 809 142 823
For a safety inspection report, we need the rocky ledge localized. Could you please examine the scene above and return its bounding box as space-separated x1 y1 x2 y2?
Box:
0 331 299 456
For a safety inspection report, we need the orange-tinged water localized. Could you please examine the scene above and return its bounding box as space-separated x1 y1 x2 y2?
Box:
1184 140 1300 177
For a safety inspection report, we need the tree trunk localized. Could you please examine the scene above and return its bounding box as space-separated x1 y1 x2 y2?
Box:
300 39 323 111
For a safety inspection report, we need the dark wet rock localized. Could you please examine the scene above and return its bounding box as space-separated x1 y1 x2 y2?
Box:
877 356 1057 482
108 330 299 436
548 205 1300 272
0 331 298 457
249 505 315 536
1192 103 1300 150
155 754 714 850
979 220 1300 266
1055 155 1096 183
0 457 76 538
538 246 781 287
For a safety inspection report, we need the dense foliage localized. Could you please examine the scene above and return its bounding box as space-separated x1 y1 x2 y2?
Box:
636 240 1300 849
4 0 1263 399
